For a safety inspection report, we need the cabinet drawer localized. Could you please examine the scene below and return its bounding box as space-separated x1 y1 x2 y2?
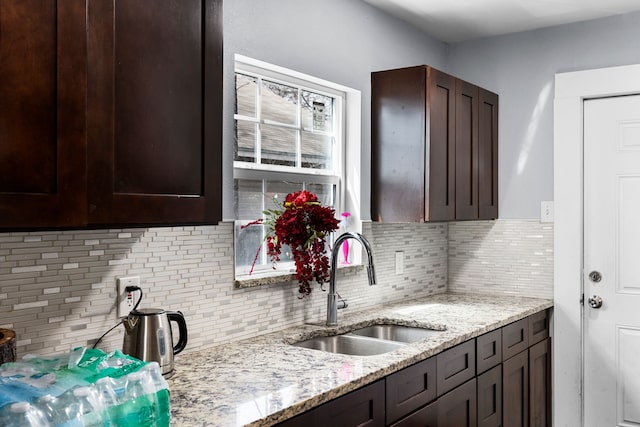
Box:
386 356 437 424
477 328 502 374
437 340 476 396
277 380 385 427
477 365 502 427
390 400 437 427
503 318 529 360
528 309 550 346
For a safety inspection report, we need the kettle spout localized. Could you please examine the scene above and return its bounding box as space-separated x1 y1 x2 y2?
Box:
122 315 138 334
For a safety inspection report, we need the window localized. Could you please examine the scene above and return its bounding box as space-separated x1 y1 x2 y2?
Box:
234 55 361 280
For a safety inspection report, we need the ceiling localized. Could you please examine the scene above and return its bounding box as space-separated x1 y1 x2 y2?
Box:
362 0 640 43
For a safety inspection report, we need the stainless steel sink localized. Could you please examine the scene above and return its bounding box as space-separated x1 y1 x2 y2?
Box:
292 334 406 356
349 324 443 343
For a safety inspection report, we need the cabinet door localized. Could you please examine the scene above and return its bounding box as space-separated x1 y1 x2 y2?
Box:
437 378 477 427
478 88 498 219
87 0 222 226
386 356 437 424
503 350 529 427
0 0 87 228
426 67 456 221
316 380 385 427
478 365 502 427
529 338 551 427
454 79 479 220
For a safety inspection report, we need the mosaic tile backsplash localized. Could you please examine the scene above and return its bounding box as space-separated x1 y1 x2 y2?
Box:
0 220 552 358
448 220 553 299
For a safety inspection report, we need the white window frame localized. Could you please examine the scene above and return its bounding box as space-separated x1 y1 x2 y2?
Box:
233 54 362 281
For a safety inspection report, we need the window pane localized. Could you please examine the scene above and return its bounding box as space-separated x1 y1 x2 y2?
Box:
235 73 257 117
302 132 333 169
235 223 264 268
262 80 297 125
301 91 333 132
261 124 297 167
306 183 335 207
235 121 257 162
265 180 301 211
235 179 263 219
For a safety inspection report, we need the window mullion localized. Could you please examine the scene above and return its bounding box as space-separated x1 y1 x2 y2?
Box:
296 88 302 168
256 76 263 164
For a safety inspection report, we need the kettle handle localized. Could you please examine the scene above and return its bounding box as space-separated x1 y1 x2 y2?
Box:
167 311 188 355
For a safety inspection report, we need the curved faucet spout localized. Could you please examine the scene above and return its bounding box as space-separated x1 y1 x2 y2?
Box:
327 232 377 326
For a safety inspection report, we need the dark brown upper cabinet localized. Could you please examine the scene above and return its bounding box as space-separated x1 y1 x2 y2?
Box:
0 0 222 230
0 1 87 229
371 65 498 222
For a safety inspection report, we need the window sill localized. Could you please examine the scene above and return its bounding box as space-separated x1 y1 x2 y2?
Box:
234 264 364 289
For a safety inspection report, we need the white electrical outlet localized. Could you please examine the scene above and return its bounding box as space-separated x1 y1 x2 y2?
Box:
395 251 404 275
540 201 554 223
116 276 140 318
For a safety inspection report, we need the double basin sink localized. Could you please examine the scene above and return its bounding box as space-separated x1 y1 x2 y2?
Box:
292 324 443 356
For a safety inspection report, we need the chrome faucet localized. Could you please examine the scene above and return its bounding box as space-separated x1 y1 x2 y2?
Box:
326 232 377 326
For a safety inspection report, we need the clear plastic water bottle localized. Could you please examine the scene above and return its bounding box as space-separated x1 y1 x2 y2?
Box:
66 386 108 427
138 362 170 426
94 377 120 426
0 401 51 427
35 394 71 427
121 371 157 427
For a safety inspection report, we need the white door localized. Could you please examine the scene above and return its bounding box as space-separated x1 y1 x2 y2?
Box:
584 95 640 426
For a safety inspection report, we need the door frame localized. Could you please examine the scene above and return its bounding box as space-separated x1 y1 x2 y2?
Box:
554 63 640 427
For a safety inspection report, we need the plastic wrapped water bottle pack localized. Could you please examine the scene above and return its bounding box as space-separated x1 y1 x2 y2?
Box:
0 347 170 426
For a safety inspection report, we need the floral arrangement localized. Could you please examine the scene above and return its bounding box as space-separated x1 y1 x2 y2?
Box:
243 190 340 296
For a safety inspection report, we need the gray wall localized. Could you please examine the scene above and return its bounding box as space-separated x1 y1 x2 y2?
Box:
447 12 640 218
222 0 449 220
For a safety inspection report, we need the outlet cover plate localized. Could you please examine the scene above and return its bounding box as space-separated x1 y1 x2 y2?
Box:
116 276 140 318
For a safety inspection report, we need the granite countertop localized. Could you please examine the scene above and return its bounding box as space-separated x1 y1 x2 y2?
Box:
167 293 553 427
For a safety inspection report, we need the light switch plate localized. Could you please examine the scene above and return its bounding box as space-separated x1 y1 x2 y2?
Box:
395 251 404 275
540 201 554 223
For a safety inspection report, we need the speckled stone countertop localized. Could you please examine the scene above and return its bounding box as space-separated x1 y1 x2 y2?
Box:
167 293 553 427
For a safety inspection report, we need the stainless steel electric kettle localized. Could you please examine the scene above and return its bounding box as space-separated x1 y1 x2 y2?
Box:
122 308 187 377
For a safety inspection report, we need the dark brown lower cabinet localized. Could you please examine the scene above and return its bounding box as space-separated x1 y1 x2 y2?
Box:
503 349 529 427
529 339 551 427
478 365 502 427
437 379 477 427
277 311 551 427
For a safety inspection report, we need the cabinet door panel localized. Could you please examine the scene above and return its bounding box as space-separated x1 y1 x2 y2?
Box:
0 0 87 228
503 350 529 427
478 365 502 427
437 339 476 396
529 338 551 427
87 0 222 225
371 66 428 222
386 356 437 424
478 88 498 219
455 79 479 220
427 67 456 221
437 378 477 427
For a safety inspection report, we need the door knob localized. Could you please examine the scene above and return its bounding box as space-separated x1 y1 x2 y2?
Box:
588 271 602 283
587 295 603 309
